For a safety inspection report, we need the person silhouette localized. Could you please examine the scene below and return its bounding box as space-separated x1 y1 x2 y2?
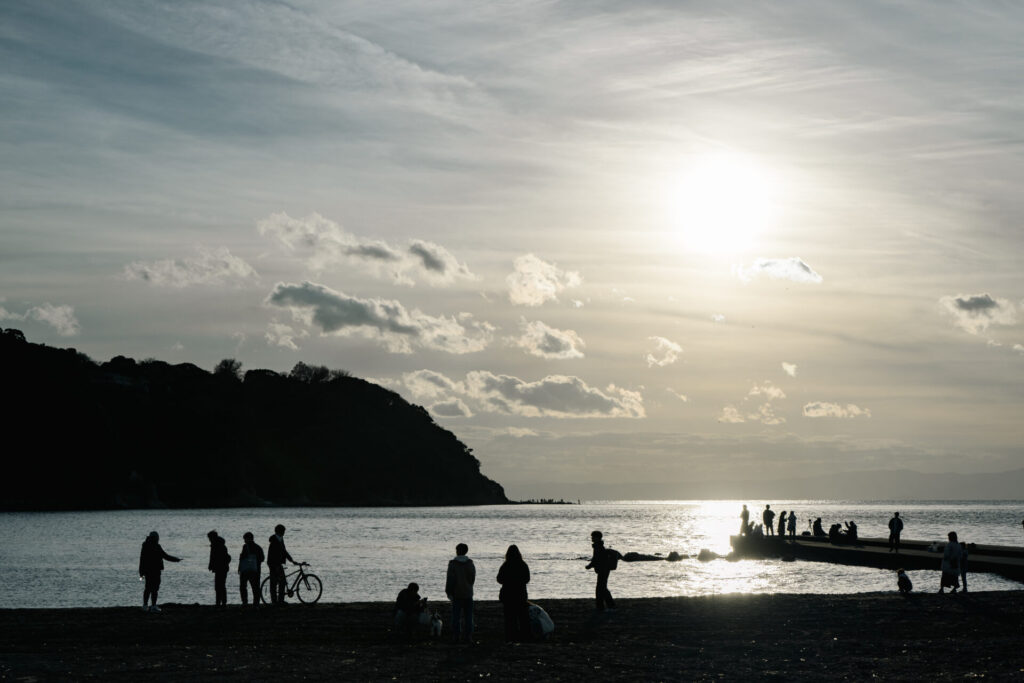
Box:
888 512 904 553
777 511 787 538
787 511 797 540
959 541 969 593
445 543 476 643
267 524 298 605
496 545 531 642
763 505 776 536
585 530 617 611
740 505 750 535
138 531 180 612
939 531 962 594
207 530 231 606
897 569 913 593
394 582 426 637
812 518 825 537
237 531 265 606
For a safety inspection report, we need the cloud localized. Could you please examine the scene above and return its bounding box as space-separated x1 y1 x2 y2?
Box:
939 293 1016 334
402 369 467 401
1015 344 1024 355
466 371 644 418
645 336 682 367
718 406 745 423
123 246 257 288
504 427 539 438
429 398 473 418
666 388 689 402
258 212 475 286
266 281 493 354
265 321 307 350
506 254 581 306
748 381 786 400
782 362 798 377
711 314 726 323
511 318 585 359
0 303 81 336
719 381 787 424
734 257 823 284
802 402 871 419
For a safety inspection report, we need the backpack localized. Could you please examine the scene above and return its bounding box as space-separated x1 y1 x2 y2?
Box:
605 548 622 571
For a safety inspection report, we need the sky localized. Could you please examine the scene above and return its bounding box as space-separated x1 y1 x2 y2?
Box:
3 1 1024 499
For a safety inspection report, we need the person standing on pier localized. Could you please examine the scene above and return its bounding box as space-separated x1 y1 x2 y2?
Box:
787 511 797 540
740 505 750 535
888 512 904 553
267 524 297 604
446 543 476 643
138 531 181 613
586 530 618 611
763 505 775 536
939 531 963 594
207 530 231 606
777 510 787 538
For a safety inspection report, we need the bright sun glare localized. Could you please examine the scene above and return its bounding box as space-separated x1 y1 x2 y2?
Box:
669 152 780 255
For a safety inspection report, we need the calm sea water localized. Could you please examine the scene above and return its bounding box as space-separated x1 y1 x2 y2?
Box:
2 501 1022 609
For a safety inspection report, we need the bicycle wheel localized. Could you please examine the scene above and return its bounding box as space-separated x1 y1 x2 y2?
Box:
260 575 272 604
295 573 322 604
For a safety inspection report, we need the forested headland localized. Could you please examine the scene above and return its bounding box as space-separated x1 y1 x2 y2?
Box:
0 329 507 509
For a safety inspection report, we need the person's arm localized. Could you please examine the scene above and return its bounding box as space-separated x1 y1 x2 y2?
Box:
467 560 476 586
523 563 530 585
496 563 506 585
284 544 296 565
139 550 145 577
445 562 455 598
209 547 215 572
162 549 181 563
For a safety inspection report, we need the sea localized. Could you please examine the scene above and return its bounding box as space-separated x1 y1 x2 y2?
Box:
2 500 1022 609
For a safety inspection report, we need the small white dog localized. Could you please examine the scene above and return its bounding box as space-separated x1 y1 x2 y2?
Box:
429 610 443 637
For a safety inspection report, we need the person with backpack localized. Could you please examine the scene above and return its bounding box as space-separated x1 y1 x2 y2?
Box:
888 512 904 552
496 544 531 642
585 530 620 611
207 530 231 606
138 531 181 613
237 531 265 606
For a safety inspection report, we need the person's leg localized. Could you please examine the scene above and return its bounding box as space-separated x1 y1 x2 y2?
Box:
595 572 608 609
270 565 284 603
517 600 531 641
451 599 462 641
217 570 228 605
465 598 474 641
250 573 262 605
502 602 515 641
240 573 249 605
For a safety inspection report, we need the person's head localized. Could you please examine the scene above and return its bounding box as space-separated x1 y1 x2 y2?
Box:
766 504 770 509
742 504 747 510
894 512 900 518
505 544 522 562
148 531 159 542
407 582 419 592
591 530 603 541
243 531 254 542
455 543 468 556
948 531 958 542
207 530 219 541
897 568 905 575
275 524 286 536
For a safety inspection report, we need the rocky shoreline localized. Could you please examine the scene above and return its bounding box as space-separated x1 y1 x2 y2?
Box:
2 592 1023 680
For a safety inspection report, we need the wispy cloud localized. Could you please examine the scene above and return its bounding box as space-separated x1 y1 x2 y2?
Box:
265 321 307 351
258 212 475 286
666 388 689 402
506 254 582 306
0 303 81 336
266 281 493 354
734 257 822 284
718 381 787 424
123 246 257 288
511 318 585 359
782 362 798 377
429 398 473 418
803 402 871 419
645 336 682 367
939 293 1016 335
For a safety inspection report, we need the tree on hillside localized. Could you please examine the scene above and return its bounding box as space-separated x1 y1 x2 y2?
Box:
214 358 243 380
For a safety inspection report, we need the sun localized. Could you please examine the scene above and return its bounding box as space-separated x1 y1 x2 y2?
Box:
668 151 780 255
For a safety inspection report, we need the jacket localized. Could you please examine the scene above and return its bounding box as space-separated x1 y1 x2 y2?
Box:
496 559 530 603
238 542 265 574
139 540 179 576
941 542 962 575
445 555 476 600
267 534 294 567
208 536 231 573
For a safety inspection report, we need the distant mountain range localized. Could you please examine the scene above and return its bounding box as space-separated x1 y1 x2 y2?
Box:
0 328 507 510
526 469 1024 501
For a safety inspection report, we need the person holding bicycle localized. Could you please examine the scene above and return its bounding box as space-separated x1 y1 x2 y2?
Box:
267 524 298 604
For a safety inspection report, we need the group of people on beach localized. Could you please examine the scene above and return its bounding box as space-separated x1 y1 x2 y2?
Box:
138 524 300 612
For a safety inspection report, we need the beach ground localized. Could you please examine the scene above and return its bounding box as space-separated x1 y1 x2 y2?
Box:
2 592 1022 681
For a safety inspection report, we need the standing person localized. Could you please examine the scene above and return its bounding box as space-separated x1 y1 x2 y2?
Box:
939 531 963 594
585 530 618 611
959 541 969 593
445 543 476 643
207 530 231 606
496 545 531 642
267 524 297 605
763 505 776 536
777 511 787 538
888 512 904 553
238 531 264 606
787 511 797 540
138 531 181 612
739 505 750 535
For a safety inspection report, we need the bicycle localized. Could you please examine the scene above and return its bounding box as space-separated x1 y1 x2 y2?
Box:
261 562 323 604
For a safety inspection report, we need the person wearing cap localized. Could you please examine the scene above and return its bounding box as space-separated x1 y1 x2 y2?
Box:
237 531 265 606
138 531 181 612
888 512 904 552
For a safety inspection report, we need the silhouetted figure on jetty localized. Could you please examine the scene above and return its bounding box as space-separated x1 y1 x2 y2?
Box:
740 505 750 535
897 569 912 593
812 518 825 537
939 531 963 593
446 543 476 643
960 541 970 592
888 512 903 553
777 511 787 538
394 582 426 637
787 511 797 540
207 530 231 606
268 524 297 604
586 530 619 611
238 531 264 606
828 523 842 543
763 505 775 536
497 544 531 642
844 521 858 542
138 531 180 612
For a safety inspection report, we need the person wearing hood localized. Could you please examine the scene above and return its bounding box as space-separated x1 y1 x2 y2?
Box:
139 531 181 612
207 530 231 606
445 543 476 643
237 531 265 606
496 544 531 642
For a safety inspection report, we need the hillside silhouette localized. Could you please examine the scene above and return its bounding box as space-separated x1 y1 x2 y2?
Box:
0 329 507 509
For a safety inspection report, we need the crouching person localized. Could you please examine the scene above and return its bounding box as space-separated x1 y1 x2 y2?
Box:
394 582 426 638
